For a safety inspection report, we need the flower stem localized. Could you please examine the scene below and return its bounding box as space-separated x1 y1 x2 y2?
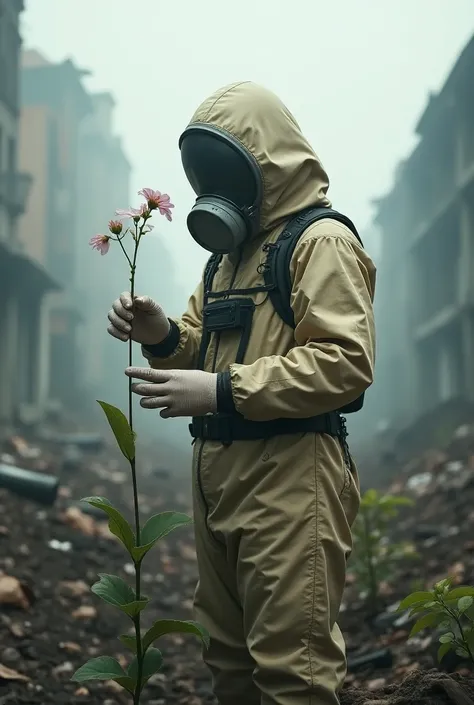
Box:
117 232 134 269
129 227 143 703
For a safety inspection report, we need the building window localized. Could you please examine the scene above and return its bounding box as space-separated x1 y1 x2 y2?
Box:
413 206 461 324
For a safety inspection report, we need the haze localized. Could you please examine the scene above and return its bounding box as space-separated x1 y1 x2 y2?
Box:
22 0 474 285
16 0 474 463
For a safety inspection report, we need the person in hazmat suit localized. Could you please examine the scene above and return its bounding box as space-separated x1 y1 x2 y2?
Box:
107 81 376 705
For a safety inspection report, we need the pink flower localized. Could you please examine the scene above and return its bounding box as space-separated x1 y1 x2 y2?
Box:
138 188 174 221
89 234 110 256
108 219 123 235
116 203 150 221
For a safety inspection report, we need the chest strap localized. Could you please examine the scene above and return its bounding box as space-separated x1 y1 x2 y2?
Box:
189 411 344 445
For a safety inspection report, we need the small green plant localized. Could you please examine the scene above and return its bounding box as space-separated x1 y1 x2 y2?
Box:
398 577 474 666
71 190 209 703
350 489 416 614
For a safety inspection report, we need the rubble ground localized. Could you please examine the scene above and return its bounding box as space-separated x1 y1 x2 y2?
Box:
0 433 211 705
0 423 474 704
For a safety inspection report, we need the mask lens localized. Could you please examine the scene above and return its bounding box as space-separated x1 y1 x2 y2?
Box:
181 132 258 207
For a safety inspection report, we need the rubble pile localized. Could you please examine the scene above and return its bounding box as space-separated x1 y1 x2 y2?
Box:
0 429 211 705
340 422 474 704
0 421 473 704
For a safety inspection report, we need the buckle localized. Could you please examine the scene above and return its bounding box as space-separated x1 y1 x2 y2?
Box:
189 418 202 438
325 413 342 437
189 415 234 445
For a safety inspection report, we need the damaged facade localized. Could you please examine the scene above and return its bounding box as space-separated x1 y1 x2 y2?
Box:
18 52 92 415
364 33 474 447
0 37 132 427
0 2 59 427
15 52 131 420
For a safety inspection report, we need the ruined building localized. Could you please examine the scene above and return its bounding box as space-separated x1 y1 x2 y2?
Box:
365 34 474 449
0 4 59 427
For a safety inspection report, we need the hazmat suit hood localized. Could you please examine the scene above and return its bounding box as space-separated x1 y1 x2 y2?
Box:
179 81 331 253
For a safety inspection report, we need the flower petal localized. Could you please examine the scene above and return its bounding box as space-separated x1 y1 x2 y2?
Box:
138 188 155 200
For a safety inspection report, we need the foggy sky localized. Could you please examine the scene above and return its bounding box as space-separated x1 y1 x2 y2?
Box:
22 0 474 292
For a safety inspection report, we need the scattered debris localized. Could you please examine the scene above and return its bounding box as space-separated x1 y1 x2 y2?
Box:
0 575 32 610
71 605 97 620
59 580 90 598
59 641 82 654
0 662 30 682
48 539 73 552
1 421 474 704
61 506 97 537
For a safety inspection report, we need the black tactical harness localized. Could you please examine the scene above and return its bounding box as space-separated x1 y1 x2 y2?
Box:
189 207 364 446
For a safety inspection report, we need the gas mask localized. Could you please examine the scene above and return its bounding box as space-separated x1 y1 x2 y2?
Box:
179 125 263 255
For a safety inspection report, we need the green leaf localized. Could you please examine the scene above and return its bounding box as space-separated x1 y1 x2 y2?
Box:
438 642 452 662
91 574 135 607
119 634 138 653
97 400 135 461
71 656 127 683
409 604 430 617
140 511 192 545
361 489 379 506
127 647 163 688
439 633 455 644
458 596 474 613
447 586 474 600
142 619 210 652
81 496 135 553
113 676 135 693
121 600 149 618
132 511 192 562
455 646 469 658
434 578 452 594
90 574 149 617
379 495 414 508
409 612 441 637
397 591 433 611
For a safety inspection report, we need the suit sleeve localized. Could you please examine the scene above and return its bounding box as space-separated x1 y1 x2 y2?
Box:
227 233 376 421
141 279 203 371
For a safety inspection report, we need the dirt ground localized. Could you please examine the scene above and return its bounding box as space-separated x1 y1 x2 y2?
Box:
341 670 474 705
1 425 474 704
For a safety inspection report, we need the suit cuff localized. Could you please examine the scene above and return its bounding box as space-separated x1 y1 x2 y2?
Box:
141 319 180 359
216 370 236 413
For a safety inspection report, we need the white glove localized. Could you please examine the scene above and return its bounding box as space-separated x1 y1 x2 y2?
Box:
107 292 170 345
125 367 218 418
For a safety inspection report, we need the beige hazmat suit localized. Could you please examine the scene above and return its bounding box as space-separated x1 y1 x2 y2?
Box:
144 82 376 705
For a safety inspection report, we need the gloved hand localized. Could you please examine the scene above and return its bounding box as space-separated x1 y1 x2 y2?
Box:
125 367 217 418
107 292 170 345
